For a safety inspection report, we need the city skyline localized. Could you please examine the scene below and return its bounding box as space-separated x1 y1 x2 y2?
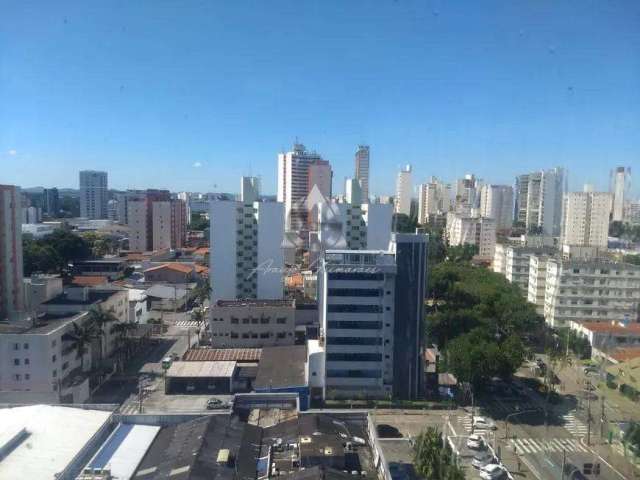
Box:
2 1 639 197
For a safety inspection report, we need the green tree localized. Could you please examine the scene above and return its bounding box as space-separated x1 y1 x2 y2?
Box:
413 427 465 480
393 213 418 233
190 213 209 231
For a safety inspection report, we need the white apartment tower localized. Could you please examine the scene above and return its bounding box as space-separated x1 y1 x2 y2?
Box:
210 199 284 302
611 167 630 222
355 145 370 202
480 185 514 230
561 191 612 249
79 170 108 219
0 185 25 321
395 165 412 216
277 143 331 232
418 177 452 224
514 167 566 235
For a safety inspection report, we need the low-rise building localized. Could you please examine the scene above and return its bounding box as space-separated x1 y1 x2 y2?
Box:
544 259 640 328
73 258 127 279
144 262 197 283
0 312 95 403
23 274 63 312
209 299 296 348
571 321 640 360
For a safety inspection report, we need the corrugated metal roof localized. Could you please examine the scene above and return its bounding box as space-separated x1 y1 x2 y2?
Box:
166 361 237 378
183 348 262 362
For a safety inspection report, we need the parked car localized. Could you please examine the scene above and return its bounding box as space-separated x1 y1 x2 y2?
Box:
186 382 196 392
564 463 588 479
466 434 486 450
471 451 495 469
206 398 229 410
473 416 497 430
479 464 507 480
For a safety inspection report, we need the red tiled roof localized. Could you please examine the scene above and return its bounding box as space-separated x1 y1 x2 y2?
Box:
581 322 640 335
194 247 209 255
144 263 194 274
71 276 108 287
610 347 640 362
183 348 262 362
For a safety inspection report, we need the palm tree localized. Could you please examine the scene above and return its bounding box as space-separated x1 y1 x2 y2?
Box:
62 321 99 372
87 305 119 365
191 307 207 346
193 281 211 306
110 322 138 371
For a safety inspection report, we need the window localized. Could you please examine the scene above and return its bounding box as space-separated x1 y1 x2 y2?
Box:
326 337 382 346
230 333 238 338
260 317 269 324
251 318 258 324
14 359 20 366
328 320 382 330
24 358 30 365
326 369 381 378
276 317 287 324
326 353 382 362
328 288 381 297
25 374 30 380
52 355 57 362
14 374 21 381
328 272 384 281
242 318 250 324
260 332 269 339
276 332 286 339
230 317 239 324
24 343 30 349
13 343 19 351
242 333 250 338
62 362 69 370
52 370 57 378
327 304 381 313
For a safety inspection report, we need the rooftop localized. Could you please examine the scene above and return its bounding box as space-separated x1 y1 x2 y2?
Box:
606 357 640 391
0 405 112 480
145 284 189 299
166 361 237 378
145 262 194 274
42 288 121 306
579 321 640 336
71 275 108 287
0 312 88 335
610 347 640 363
183 348 262 362
254 345 307 389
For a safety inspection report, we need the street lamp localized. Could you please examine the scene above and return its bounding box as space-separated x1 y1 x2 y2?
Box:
504 408 541 440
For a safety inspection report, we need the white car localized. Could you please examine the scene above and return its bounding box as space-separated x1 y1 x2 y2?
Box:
473 416 497 430
471 451 495 469
466 434 485 450
479 464 507 480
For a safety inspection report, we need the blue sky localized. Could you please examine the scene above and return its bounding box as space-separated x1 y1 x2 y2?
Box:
1 0 639 197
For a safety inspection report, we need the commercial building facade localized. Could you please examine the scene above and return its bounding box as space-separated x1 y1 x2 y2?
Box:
209 299 296 348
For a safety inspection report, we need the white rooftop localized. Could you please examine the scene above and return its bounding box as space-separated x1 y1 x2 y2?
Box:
0 405 112 480
166 360 237 378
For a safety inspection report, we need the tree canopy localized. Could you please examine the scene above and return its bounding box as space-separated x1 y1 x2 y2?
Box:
426 262 542 388
413 427 465 480
23 229 91 275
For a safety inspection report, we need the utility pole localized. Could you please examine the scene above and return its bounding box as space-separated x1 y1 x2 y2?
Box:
600 396 605 438
586 379 592 446
561 449 566 480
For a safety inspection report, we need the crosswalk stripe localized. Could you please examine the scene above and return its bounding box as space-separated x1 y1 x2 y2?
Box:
515 439 531 454
575 441 588 452
528 439 545 451
551 439 566 451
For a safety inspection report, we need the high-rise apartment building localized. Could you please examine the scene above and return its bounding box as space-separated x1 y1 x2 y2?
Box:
42 188 59 218
0 185 25 321
394 165 412 216
479 185 514 230
79 170 108 219
446 212 496 260
354 145 370 202
418 177 452 224
277 143 332 232
611 167 630 222
210 199 284 302
455 174 481 214
561 191 612 249
514 167 566 235
126 190 186 251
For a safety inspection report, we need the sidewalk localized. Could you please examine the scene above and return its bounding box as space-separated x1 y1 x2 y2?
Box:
586 438 640 479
